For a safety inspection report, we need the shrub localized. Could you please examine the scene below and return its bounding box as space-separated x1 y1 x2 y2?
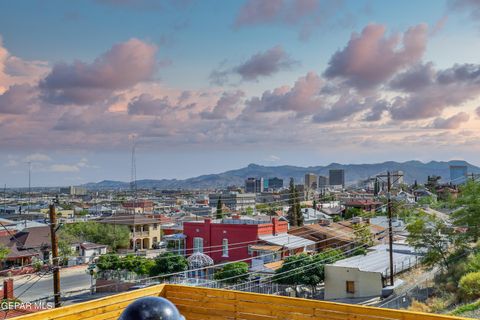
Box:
459 272 480 300
214 262 249 284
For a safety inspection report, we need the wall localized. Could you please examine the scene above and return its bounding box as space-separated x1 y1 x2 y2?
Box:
13 285 470 320
324 265 383 300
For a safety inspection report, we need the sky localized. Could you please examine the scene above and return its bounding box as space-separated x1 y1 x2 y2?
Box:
1 0 480 187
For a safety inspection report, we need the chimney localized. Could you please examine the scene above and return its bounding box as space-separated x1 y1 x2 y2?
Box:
272 217 279 236
3 278 13 300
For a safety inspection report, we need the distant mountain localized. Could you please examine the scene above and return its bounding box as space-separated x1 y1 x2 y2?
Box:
82 160 480 190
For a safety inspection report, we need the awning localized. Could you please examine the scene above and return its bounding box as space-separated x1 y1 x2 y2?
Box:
250 245 282 252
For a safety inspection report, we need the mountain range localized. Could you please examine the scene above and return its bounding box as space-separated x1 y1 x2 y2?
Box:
81 160 480 190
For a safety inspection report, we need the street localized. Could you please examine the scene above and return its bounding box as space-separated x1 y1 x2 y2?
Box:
13 266 92 303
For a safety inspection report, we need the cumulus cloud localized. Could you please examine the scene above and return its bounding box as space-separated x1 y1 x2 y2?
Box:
324 24 428 89
200 90 245 119
234 0 284 27
362 100 389 122
449 0 480 22
431 112 470 129
127 94 174 116
40 38 157 105
235 46 298 81
233 0 345 40
312 95 367 123
0 36 49 93
389 62 435 92
210 46 297 84
390 63 480 120
0 84 38 114
244 72 323 115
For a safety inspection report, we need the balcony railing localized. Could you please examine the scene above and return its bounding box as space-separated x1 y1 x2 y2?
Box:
13 284 469 320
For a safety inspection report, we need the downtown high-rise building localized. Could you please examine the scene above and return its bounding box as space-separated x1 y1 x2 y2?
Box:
304 173 318 190
245 177 264 193
329 169 345 187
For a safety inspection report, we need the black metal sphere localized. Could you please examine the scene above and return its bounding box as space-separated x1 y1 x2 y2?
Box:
119 296 185 320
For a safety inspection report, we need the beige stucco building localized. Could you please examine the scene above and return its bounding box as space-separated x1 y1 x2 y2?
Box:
99 214 161 250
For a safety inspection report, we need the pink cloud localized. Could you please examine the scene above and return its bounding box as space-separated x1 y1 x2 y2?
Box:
324 24 428 89
40 38 157 105
431 112 470 129
234 0 284 27
210 45 298 84
0 84 38 114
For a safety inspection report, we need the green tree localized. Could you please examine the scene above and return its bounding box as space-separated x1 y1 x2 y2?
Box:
407 211 454 269
273 253 309 286
459 272 480 300
245 207 254 216
302 249 345 291
59 222 130 251
287 178 303 227
216 196 223 219
149 252 188 278
274 250 345 291
97 254 122 271
452 180 480 242
344 207 362 219
352 222 373 247
0 245 9 260
214 262 249 284
58 240 73 265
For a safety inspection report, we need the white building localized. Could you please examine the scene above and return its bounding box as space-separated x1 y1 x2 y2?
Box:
324 244 421 300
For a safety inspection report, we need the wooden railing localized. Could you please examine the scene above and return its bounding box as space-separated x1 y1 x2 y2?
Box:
13 285 471 320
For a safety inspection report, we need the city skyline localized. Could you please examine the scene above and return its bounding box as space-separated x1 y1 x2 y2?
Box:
1 0 480 186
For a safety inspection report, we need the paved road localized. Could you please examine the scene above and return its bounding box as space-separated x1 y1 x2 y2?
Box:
13 266 92 303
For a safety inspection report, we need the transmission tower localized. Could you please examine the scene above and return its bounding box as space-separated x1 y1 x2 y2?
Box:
130 138 137 212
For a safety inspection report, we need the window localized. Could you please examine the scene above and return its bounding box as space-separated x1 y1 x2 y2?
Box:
346 281 355 294
193 237 203 253
222 239 229 257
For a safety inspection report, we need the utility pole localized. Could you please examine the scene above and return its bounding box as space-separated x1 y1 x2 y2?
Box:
3 184 6 215
376 171 403 287
48 202 61 308
386 172 394 287
27 161 31 215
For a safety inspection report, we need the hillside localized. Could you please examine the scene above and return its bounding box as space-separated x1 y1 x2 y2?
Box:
82 160 480 190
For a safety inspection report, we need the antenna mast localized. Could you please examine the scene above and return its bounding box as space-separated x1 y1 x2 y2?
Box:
130 138 137 213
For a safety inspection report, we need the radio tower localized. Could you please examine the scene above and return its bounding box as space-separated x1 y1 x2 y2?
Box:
130 138 137 214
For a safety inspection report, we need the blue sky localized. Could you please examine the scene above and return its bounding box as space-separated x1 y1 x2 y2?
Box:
0 0 480 187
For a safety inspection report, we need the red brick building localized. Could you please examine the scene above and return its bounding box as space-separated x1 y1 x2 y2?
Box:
183 216 314 265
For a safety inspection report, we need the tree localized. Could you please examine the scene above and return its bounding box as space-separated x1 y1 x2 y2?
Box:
245 207 254 216
149 252 188 278
274 250 345 291
301 250 345 291
216 196 223 219
59 221 130 251
352 222 374 247
274 253 309 286
97 254 122 271
287 178 303 227
344 207 362 219
0 245 9 260
214 262 249 284
452 180 480 242
406 211 454 269
58 240 73 265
